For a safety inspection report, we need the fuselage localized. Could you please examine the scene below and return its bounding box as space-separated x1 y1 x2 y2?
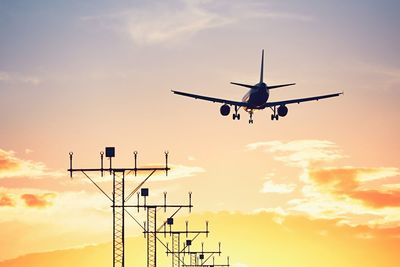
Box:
242 82 269 110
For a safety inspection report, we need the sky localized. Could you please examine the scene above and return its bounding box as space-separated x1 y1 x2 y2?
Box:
0 0 400 266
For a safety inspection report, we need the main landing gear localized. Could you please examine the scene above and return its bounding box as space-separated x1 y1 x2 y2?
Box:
232 105 240 120
270 106 279 121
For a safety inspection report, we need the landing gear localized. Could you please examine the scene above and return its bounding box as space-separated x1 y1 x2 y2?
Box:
232 106 240 120
249 110 254 124
270 106 279 120
233 113 241 120
271 114 279 120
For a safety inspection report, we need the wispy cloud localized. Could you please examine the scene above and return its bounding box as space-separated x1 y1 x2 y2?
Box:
80 164 205 183
309 166 400 208
246 140 344 167
0 191 57 209
0 193 15 207
141 164 205 182
0 71 41 85
20 193 56 208
355 62 400 91
0 149 62 179
247 140 400 227
82 0 313 46
261 179 296 194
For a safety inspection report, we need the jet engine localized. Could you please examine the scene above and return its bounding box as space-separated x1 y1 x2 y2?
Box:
220 104 230 116
277 105 288 117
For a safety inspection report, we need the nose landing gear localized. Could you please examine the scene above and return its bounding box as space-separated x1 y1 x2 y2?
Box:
249 110 254 124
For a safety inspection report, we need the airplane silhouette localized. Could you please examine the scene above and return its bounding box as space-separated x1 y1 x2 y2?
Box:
172 50 343 124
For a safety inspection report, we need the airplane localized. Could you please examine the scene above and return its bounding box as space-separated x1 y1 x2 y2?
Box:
172 50 343 124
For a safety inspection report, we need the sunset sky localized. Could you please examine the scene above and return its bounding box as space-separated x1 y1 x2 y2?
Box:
0 1 399 266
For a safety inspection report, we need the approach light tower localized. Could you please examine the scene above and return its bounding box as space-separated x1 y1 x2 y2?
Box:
180 242 230 267
126 189 210 267
68 147 170 267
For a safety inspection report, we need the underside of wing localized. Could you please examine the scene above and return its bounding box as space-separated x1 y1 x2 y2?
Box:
172 90 249 107
261 92 343 108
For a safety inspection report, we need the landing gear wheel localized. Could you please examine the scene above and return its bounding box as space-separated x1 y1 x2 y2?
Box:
237 114 241 120
271 114 274 120
275 115 279 120
232 114 236 120
249 119 253 124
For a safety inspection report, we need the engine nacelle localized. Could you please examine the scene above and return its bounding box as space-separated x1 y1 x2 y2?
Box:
220 104 230 116
277 105 288 117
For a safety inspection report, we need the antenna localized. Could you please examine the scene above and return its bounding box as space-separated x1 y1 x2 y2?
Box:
69 152 73 178
99 151 104 177
165 150 169 176
134 151 138 176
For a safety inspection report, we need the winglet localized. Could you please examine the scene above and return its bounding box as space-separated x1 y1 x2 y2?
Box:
260 49 264 83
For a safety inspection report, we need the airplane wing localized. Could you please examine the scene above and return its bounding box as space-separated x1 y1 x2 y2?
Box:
172 90 249 107
261 92 343 108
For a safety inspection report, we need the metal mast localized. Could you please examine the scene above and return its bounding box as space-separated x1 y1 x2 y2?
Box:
126 190 210 267
179 242 230 267
68 147 169 267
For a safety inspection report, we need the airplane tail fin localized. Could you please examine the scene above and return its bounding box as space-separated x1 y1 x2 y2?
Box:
260 49 264 83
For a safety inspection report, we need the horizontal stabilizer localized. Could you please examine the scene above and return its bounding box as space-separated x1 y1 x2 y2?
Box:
230 82 254 89
268 83 296 89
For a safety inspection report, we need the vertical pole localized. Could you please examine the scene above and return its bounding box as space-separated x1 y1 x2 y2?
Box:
122 171 125 267
165 151 169 176
172 233 180 267
147 207 157 267
100 151 104 177
69 152 73 178
190 253 196 267
134 151 138 176
113 171 115 267
113 171 125 267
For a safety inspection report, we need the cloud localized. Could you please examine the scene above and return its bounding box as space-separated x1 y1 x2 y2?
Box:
161 164 205 180
83 1 231 45
0 190 113 261
1 211 400 266
20 193 56 208
351 189 400 208
0 191 57 209
0 149 62 179
355 63 400 91
261 179 296 194
0 193 15 207
247 140 400 227
246 140 344 167
83 0 313 45
309 167 400 208
80 164 205 184
129 164 205 182
0 71 41 85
